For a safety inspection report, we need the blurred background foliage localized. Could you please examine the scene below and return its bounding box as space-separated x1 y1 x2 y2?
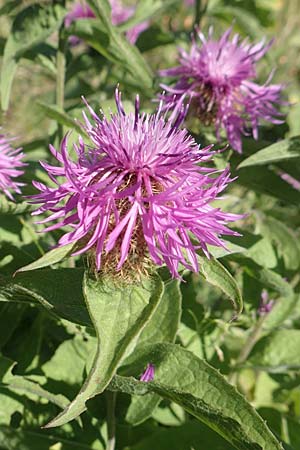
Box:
0 1 300 449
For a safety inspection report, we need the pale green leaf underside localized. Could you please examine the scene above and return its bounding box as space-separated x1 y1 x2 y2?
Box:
125 278 182 425
44 272 164 428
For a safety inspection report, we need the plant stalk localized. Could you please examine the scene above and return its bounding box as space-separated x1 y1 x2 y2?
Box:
195 0 207 27
106 391 117 450
228 313 267 384
56 23 67 142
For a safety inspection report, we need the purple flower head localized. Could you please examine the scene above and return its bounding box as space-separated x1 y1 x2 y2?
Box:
140 363 155 382
159 27 284 153
30 88 241 279
0 132 25 200
258 289 274 315
65 1 149 45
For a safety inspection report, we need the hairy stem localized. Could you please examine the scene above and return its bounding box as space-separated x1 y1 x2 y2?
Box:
106 391 117 450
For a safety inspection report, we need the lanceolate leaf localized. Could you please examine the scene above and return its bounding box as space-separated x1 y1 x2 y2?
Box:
238 166 300 205
259 216 300 270
0 196 33 215
36 103 89 137
231 254 294 298
118 0 180 31
238 136 300 168
0 2 66 110
110 343 283 450
198 255 243 315
0 356 69 411
44 272 164 428
84 0 153 89
17 243 76 273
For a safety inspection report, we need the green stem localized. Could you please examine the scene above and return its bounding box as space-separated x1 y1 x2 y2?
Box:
106 391 116 450
195 0 201 25
195 0 207 27
228 313 267 384
56 23 66 142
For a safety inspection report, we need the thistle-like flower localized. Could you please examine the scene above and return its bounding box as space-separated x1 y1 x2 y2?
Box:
0 133 25 200
65 0 149 45
30 88 241 279
258 289 274 315
140 363 155 382
159 27 284 153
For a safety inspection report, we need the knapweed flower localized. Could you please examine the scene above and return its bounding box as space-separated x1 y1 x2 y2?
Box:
159 27 284 153
258 289 274 315
0 133 25 200
65 0 149 45
30 88 241 279
140 363 155 382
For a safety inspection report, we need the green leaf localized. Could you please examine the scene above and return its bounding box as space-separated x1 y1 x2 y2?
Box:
248 330 300 372
42 335 96 386
118 0 179 31
0 268 91 327
263 295 299 330
0 304 26 349
198 255 243 315
210 6 264 39
259 216 300 270
237 166 300 205
127 420 235 450
238 136 300 168
36 103 88 137
125 277 182 425
82 0 153 89
111 343 283 450
0 425 97 450
0 356 69 412
1 2 66 110
136 277 181 348
245 237 277 269
231 254 294 298
44 272 164 428
0 0 20 16
0 196 33 215
16 243 76 273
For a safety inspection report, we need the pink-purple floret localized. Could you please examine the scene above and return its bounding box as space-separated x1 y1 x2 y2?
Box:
159 27 284 153
30 88 242 278
65 1 149 44
140 363 155 382
0 133 25 200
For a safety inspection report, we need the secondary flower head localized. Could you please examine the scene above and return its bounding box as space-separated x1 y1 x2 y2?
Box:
0 133 25 200
65 0 149 45
258 289 274 315
159 27 284 153
30 88 241 279
140 363 155 382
